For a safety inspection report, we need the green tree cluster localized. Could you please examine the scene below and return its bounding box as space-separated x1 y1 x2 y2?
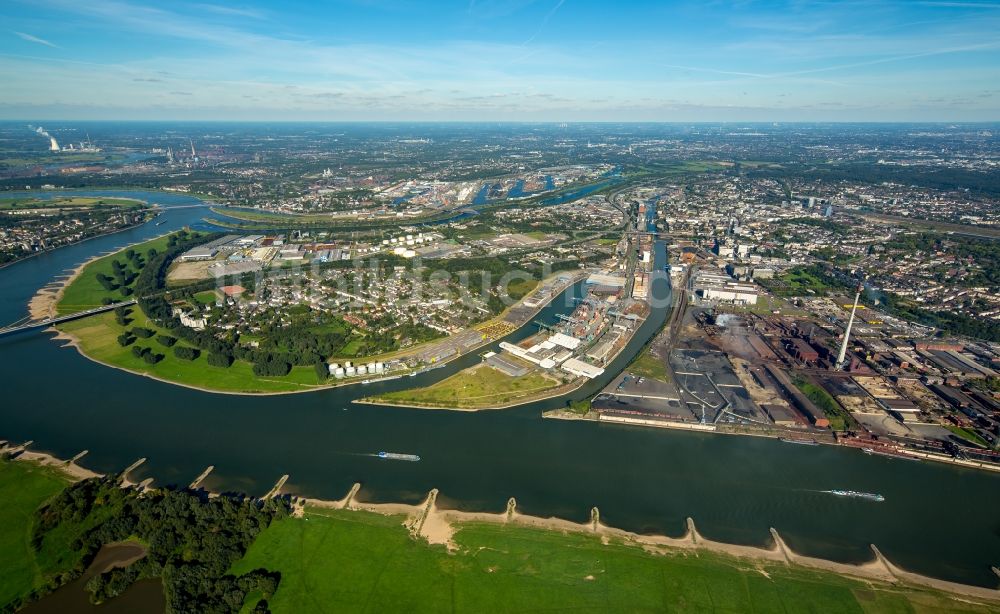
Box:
31 477 288 613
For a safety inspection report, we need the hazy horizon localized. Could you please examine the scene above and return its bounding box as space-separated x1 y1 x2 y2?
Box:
2 0 1000 122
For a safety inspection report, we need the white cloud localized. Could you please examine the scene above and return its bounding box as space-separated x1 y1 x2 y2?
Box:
13 31 59 48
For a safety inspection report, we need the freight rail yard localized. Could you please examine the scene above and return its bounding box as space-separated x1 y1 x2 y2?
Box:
587 217 1000 473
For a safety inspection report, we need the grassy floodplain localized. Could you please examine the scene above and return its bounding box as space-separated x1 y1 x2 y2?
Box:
56 233 174 314
53 231 326 394
3 459 998 613
369 363 564 409
206 206 456 231
0 196 145 211
0 460 72 608
231 506 995 614
58 309 324 394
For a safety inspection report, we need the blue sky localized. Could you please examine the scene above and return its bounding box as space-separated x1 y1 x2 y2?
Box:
2 0 999 121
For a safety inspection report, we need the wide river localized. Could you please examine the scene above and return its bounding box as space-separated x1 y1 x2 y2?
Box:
1 191 998 587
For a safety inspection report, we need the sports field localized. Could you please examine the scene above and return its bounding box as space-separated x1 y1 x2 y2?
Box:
231 507 993 613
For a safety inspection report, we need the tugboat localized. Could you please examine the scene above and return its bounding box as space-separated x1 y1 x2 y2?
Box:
377 451 420 462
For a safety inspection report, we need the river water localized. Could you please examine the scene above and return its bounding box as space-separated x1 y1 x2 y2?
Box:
1 190 999 587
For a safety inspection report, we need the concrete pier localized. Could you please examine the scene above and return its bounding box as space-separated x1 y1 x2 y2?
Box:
505 497 517 521
340 483 361 509
414 489 438 536
120 457 146 485
686 517 699 544
264 474 289 499
69 450 88 464
188 465 214 490
769 528 791 563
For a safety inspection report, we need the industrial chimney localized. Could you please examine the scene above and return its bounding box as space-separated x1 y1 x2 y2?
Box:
836 281 864 370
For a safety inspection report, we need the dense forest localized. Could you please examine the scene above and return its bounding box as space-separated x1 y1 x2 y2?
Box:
20 476 289 613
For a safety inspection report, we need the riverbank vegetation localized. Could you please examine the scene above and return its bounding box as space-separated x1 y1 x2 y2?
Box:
0 459 288 613
368 363 566 409
56 230 208 314
3 459 998 613
231 505 995 614
0 459 72 609
59 309 324 393
54 230 333 393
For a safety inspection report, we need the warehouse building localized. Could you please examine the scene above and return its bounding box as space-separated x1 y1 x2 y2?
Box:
691 271 758 305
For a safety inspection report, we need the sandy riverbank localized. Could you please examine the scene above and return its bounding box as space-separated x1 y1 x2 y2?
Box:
25 224 173 321
2 443 102 482
28 255 98 320
295 483 1000 603
6 450 999 603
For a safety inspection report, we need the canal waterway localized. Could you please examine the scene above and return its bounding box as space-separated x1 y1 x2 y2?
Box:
1 190 999 587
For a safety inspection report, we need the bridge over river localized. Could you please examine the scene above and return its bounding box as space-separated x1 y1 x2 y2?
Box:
0 300 136 337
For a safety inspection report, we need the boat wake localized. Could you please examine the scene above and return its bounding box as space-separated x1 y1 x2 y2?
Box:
371 451 421 462
821 489 885 502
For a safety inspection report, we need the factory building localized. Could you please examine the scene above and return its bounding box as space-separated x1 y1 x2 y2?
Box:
787 338 820 363
691 271 758 305
586 273 626 287
561 358 605 379
178 246 218 261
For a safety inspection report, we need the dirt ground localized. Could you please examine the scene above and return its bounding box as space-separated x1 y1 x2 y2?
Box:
167 260 215 283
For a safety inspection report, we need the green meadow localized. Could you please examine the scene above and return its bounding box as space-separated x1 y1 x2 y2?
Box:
0 460 72 609
56 234 175 314
232 506 995 614
58 309 324 394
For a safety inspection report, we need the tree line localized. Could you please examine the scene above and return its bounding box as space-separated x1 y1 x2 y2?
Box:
25 476 290 613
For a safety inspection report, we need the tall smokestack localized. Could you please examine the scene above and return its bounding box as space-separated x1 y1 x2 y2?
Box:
836 282 863 369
